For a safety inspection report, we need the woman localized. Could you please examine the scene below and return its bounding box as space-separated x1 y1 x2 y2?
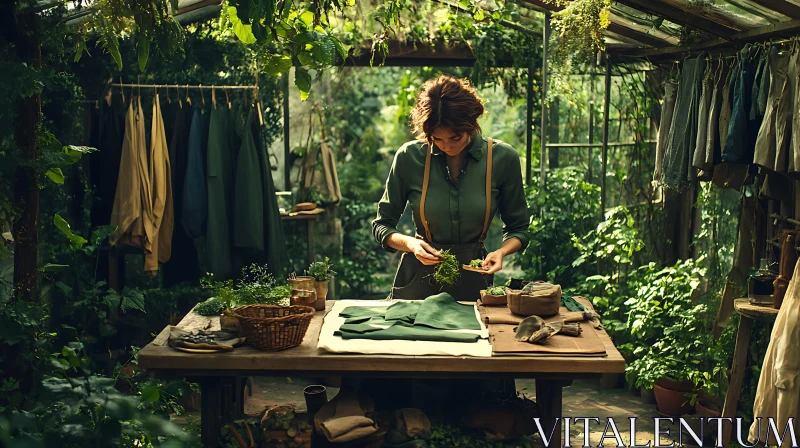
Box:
373 75 530 301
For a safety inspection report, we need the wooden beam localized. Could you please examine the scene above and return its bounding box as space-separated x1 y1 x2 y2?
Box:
750 0 800 19
616 18 800 58
615 0 739 38
342 40 515 67
607 23 672 48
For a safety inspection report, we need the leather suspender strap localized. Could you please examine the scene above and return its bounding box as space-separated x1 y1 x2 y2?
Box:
479 138 493 243
419 142 434 242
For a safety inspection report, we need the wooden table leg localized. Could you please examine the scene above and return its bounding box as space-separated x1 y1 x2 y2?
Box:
721 315 753 447
200 379 222 448
536 379 572 448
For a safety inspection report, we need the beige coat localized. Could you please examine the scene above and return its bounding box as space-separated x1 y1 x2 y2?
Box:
749 259 800 446
109 95 173 273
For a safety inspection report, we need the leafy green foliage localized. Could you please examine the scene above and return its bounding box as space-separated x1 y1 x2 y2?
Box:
485 286 506 296
469 259 483 268
306 257 336 282
194 298 226 316
202 264 290 308
432 250 460 287
517 167 600 286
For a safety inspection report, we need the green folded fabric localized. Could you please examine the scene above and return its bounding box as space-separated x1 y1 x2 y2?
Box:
561 296 585 312
413 293 481 330
339 306 387 319
335 320 480 343
385 302 421 322
339 317 392 334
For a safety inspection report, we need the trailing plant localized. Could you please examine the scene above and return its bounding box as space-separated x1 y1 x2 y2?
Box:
194 298 226 316
306 257 336 282
432 250 460 287
485 286 506 296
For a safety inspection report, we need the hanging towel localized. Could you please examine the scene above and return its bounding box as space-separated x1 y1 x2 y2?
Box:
754 46 790 173
110 96 151 250
692 63 714 174
182 108 207 239
662 54 705 190
205 105 235 278
704 60 728 171
145 94 173 272
233 108 265 252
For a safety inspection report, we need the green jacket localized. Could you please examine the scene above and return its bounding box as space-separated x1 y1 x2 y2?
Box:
372 134 530 251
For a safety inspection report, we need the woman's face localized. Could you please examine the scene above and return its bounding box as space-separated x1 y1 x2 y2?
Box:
431 127 471 156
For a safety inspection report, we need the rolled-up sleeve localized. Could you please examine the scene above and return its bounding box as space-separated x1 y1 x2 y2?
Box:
498 149 530 250
372 149 407 252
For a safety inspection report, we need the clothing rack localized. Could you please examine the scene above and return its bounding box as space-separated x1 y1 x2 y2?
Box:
110 83 259 90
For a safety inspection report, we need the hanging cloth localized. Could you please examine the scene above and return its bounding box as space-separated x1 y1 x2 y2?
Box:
653 81 677 182
90 91 125 227
183 108 207 239
145 93 173 273
233 107 265 252
206 105 235 278
163 102 200 285
109 96 151 250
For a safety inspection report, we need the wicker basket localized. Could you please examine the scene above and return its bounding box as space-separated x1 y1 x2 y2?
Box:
234 305 315 351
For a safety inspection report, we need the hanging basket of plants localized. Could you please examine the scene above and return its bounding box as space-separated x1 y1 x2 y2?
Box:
233 305 315 351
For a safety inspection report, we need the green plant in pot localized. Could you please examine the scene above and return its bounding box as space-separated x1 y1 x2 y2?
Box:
306 257 336 309
624 258 723 417
481 285 508 306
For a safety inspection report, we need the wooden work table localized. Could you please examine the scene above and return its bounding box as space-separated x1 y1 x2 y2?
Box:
139 301 625 447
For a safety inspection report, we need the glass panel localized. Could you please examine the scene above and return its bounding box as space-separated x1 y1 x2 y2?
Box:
670 0 775 28
611 4 683 39
609 12 681 46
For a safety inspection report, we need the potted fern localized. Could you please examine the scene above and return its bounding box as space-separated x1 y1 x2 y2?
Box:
306 257 336 310
480 285 507 306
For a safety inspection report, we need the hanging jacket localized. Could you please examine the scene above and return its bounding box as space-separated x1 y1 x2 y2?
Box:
145 94 173 272
233 107 264 252
163 102 200 285
183 108 207 239
206 104 235 278
110 96 151 250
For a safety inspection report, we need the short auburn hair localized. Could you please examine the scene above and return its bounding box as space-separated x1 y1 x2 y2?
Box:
410 76 484 142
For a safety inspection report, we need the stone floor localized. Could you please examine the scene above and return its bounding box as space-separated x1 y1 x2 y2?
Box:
233 376 715 447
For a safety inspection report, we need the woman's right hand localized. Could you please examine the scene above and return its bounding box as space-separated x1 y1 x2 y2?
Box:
410 240 441 266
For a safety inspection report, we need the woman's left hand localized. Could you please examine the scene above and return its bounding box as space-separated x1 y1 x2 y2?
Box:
482 250 504 274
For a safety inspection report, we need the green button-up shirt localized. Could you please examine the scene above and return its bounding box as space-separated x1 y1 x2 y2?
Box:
372 134 530 252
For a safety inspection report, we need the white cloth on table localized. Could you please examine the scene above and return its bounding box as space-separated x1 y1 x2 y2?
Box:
317 299 491 357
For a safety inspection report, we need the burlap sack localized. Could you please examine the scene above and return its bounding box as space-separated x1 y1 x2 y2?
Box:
507 284 561 317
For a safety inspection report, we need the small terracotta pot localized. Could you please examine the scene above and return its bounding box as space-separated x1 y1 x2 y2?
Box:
480 289 507 306
314 280 329 311
653 383 695 416
696 397 722 417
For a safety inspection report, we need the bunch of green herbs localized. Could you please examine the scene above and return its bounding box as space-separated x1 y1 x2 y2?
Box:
486 286 507 296
469 259 484 268
432 249 460 286
201 264 290 309
194 298 226 316
306 257 337 282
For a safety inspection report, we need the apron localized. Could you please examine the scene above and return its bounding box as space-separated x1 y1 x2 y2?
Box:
390 138 494 302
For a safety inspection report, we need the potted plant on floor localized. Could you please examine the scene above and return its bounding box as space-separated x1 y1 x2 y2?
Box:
306 257 336 310
624 259 723 417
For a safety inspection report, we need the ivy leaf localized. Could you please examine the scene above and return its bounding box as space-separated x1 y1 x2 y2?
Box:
265 55 292 76
141 384 160 403
46 168 64 184
294 68 312 101
137 37 150 72
54 214 88 251
299 10 315 26
64 145 97 164
228 6 257 44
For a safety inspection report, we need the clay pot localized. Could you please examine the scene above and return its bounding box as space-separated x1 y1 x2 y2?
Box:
314 280 329 311
480 289 507 306
653 379 695 416
696 396 722 418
